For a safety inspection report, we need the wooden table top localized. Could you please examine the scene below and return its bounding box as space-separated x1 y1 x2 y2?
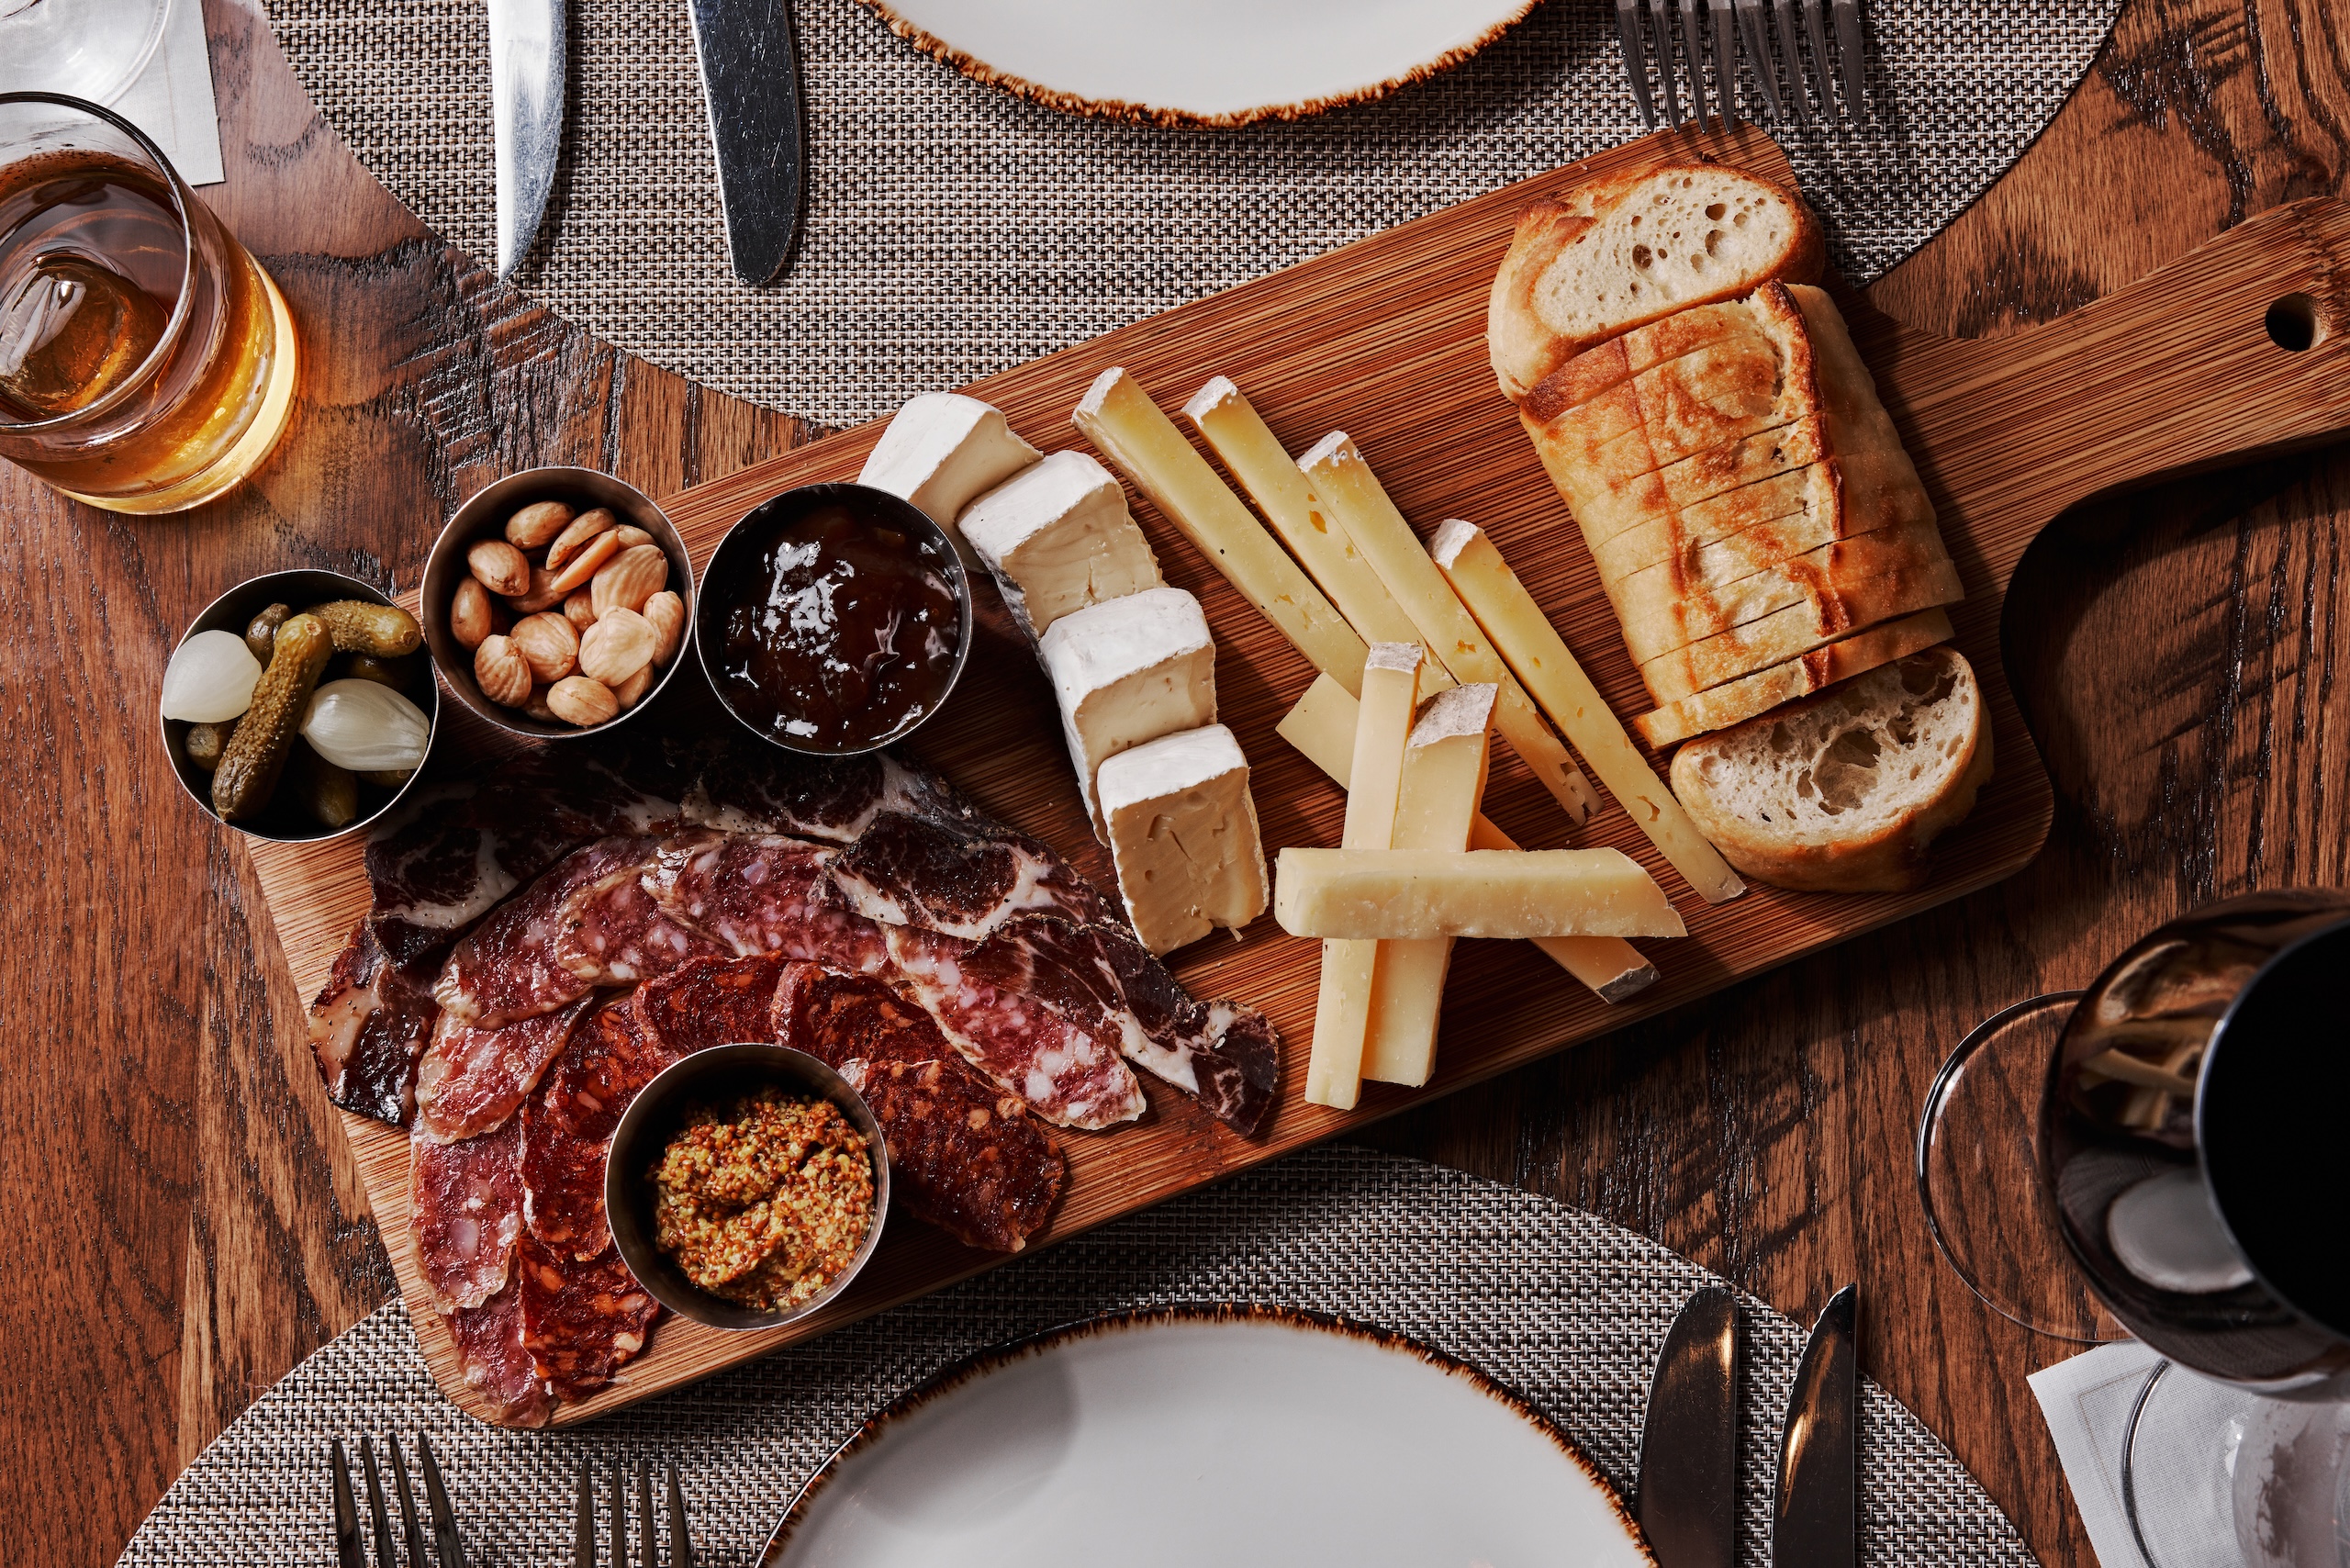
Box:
17 0 2345 1561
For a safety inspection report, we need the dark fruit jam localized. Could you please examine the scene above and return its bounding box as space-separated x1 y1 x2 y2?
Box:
714 497 964 751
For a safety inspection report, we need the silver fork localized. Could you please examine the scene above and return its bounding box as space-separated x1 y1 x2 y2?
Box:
1617 0 1869 129
330 1433 465 1568
576 1456 694 1567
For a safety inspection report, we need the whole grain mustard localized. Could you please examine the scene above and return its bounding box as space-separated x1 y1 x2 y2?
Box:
650 1087 875 1311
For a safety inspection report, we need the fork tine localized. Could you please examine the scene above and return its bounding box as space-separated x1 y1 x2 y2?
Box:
575 1464 597 1568
1616 0 1660 129
1798 0 1838 117
1832 0 1867 118
386 1439 431 1568
612 1454 630 1568
1678 0 1711 132
1769 0 1814 121
331 1440 368 1568
666 1465 691 1568
1711 0 1740 128
1647 0 1684 127
636 1461 658 1568
1733 0 1786 118
415 1434 466 1568
361 1437 400 1568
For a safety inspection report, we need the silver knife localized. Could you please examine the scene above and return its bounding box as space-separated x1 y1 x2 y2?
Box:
1638 1285 1741 1568
1772 1283 1859 1568
687 0 808 285
489 0 566 279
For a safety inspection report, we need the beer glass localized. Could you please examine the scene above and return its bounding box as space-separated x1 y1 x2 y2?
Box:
0 92 297 513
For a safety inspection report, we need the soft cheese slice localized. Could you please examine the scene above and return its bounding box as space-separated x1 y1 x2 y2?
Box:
1074 367 1371 694
1275 848 1686 941
959 451 1164 636
1428 520 1744 905
1275 673 1659 1002
1039 586 1217 834
1096 723 1268 956
1305 642 1421 1112
1361 685 1493 1090
859 393 1044 549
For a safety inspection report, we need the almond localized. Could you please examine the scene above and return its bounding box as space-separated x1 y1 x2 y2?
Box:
509 611 579 683
450 577 495 650
563 589 599 632
612 663 654 709
508 565 568 613
641 590 686 666
504 499 574 550
474 634 532 707
611 524 655 550
544 507 618 573
522 685 558 722
546 530 621 597
547 675 619 727
467 538 532 598
590 544 668 620
577 607 656 686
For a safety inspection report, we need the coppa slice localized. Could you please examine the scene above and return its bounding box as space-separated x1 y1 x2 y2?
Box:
433 836 654 1027
828 809 1118 942
309 918 441 1126
842 1058 1065 1252
520 999 676 1260
414 997 594 1144
632 953 788 1057
410 1115 524 1313
515 1234 661 1402
444 1281 554 1428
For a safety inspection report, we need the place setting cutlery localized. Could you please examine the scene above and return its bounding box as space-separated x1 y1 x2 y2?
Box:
1615 0 1868 131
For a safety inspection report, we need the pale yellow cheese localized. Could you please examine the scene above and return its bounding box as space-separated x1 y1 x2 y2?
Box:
1300 431 1596 825
1304 643 1420 1111
1275 673 1659 1002
1275 847 1686 941
1427 520 1747 907
1360 684 1491 1089
1073 368 1371 694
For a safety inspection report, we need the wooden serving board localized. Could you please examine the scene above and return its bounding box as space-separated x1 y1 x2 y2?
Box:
245 126 2350 1425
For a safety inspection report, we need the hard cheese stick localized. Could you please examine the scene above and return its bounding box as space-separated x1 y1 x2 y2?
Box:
1362 685 1492 1088
1301 431 1598 824
1277 674 1659 1003
1075 367 1371 695
1182 376 1451 693
1304 643 1422 1110
1276 848 1687 941
1428 519 1746 906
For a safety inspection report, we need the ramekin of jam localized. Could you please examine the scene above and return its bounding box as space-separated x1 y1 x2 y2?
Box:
696 483 974 756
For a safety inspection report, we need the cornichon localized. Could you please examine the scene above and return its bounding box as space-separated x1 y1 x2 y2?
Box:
358 767 417 790
183 721 232 773
312 599 422 657
290 745 361 830
211 612 333 820
344 651 418 689
243 603 292 663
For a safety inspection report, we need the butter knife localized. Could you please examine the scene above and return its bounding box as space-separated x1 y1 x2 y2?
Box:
1772 1283 1859 1568
1638 1285 1741 1568
488 0 565 279
687 0 808 285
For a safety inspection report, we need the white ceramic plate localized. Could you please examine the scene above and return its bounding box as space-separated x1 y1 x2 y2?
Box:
761 1307 1653 1567
856 0 1540 125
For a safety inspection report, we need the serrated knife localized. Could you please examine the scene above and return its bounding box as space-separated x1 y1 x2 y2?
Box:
1638 1285 1741 1568
488 0 565 280
686 0 808 285
1772 1283 1859 1568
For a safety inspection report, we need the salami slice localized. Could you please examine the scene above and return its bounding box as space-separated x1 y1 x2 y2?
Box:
308 919 440 1126
515 1235 661 1401
632 953 787 1058
645 832 893 970
409 1116 523 1312
519 1001 675 1260
434 836 651 1026
415 996 594 1143
550 853 723 985
443 1281 554 1428
829 811 1117 941
772 960 945 1069
838 1058 1064 1252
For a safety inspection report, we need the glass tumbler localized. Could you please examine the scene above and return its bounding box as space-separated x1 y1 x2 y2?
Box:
0 92 297 513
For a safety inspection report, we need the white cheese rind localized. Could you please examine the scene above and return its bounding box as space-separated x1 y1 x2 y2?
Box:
1276 848 1685 941
1096 723 1268 956
959 450 1165 636
859 393 1044 549
1038 586 1217 833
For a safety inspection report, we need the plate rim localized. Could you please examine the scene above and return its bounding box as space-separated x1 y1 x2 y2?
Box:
851 0 1543 128
755 1301 1648 1565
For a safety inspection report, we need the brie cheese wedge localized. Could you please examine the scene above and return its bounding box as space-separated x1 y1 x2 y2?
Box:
859 392 1043 548
1038 586 1217 832
1095 723 1268 956
959 451 1165 636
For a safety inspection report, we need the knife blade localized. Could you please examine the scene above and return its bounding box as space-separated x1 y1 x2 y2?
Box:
686 0 808 286
1638 1285 1741 1568
1772 1283 1859 1568
488 0 565 280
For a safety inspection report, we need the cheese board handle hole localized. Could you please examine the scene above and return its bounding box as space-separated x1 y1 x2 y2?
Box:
2265 293 2322 353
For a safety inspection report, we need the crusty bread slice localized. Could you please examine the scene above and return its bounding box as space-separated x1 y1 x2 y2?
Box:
1566 415 1831 542
1601 463 1939 600
1668 646 1991 891
1488 165 1825 401
1632 610 1954 747
1638 550 1964 702
1521 300 1762 414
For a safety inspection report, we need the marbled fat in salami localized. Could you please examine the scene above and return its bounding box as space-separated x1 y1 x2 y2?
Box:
515 1234 661 1401
409 1115 524 1312
519 1001 675 1260
550 852 723 986
772 960 944 1070
643 832 877 965
414 996 594 1143
632 953 787 1058
434 837 651 1026
829 811 1116 940
443 1280 554 1428
838 1057 1064 1252
308 920 441 1126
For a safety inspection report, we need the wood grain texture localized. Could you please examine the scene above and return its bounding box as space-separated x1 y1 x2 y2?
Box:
8 0 2348 1559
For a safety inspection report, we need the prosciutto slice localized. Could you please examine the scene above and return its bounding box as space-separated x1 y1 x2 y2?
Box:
415 996 594 1144
434 837 651 1026
409 1116 523 1312
444 1281 554 1428
519 1000 674 1260
308 920 440 1126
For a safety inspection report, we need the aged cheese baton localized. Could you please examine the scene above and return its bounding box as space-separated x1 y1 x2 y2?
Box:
1074 367 1372 695
1305 643 1420 1111
1300 431 1598 825
1429 520 1747 906
1181 376 1452 693
1275 848 1687 941
1277 674 1659 1002
1361 684 1493 1089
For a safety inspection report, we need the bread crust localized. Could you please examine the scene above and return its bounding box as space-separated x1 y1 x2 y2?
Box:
1631 609 1954 746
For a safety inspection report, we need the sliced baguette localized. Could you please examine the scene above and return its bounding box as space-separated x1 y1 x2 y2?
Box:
1603 465 1938 602
1566 415 1832 542
1638 550 1964 702
1521 299 1774 420
1631 610 1955 747
1586 442 1932 581
1488 165 1825 401
1668 645 1991 891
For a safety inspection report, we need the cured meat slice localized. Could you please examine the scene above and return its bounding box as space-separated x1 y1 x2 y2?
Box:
839 1058 1064 1252
681 750 979 843
366 782 516 978
549 851 723 986
883 924 1146 1130
515 1235 661 1401
443 1282 554 1428
632 953 787 1058
772 960 945 1069
415 997 594 1143
644 831 894 973
520 1001 676 1260
308 920 441 1126
409 1116 523 1312
829 810 1117 940
434 836 651 1026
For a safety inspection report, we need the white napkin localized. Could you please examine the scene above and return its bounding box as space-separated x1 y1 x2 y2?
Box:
2030 1339 2165 1567
114 0 224 186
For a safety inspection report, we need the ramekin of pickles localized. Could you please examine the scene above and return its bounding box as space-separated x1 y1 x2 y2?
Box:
160 569 439 841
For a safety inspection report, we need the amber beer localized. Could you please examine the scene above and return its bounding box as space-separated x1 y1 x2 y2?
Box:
0 94 296 513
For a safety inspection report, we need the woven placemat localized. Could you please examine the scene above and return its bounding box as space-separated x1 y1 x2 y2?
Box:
119 1147 2026 1566
264 0 2117 428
